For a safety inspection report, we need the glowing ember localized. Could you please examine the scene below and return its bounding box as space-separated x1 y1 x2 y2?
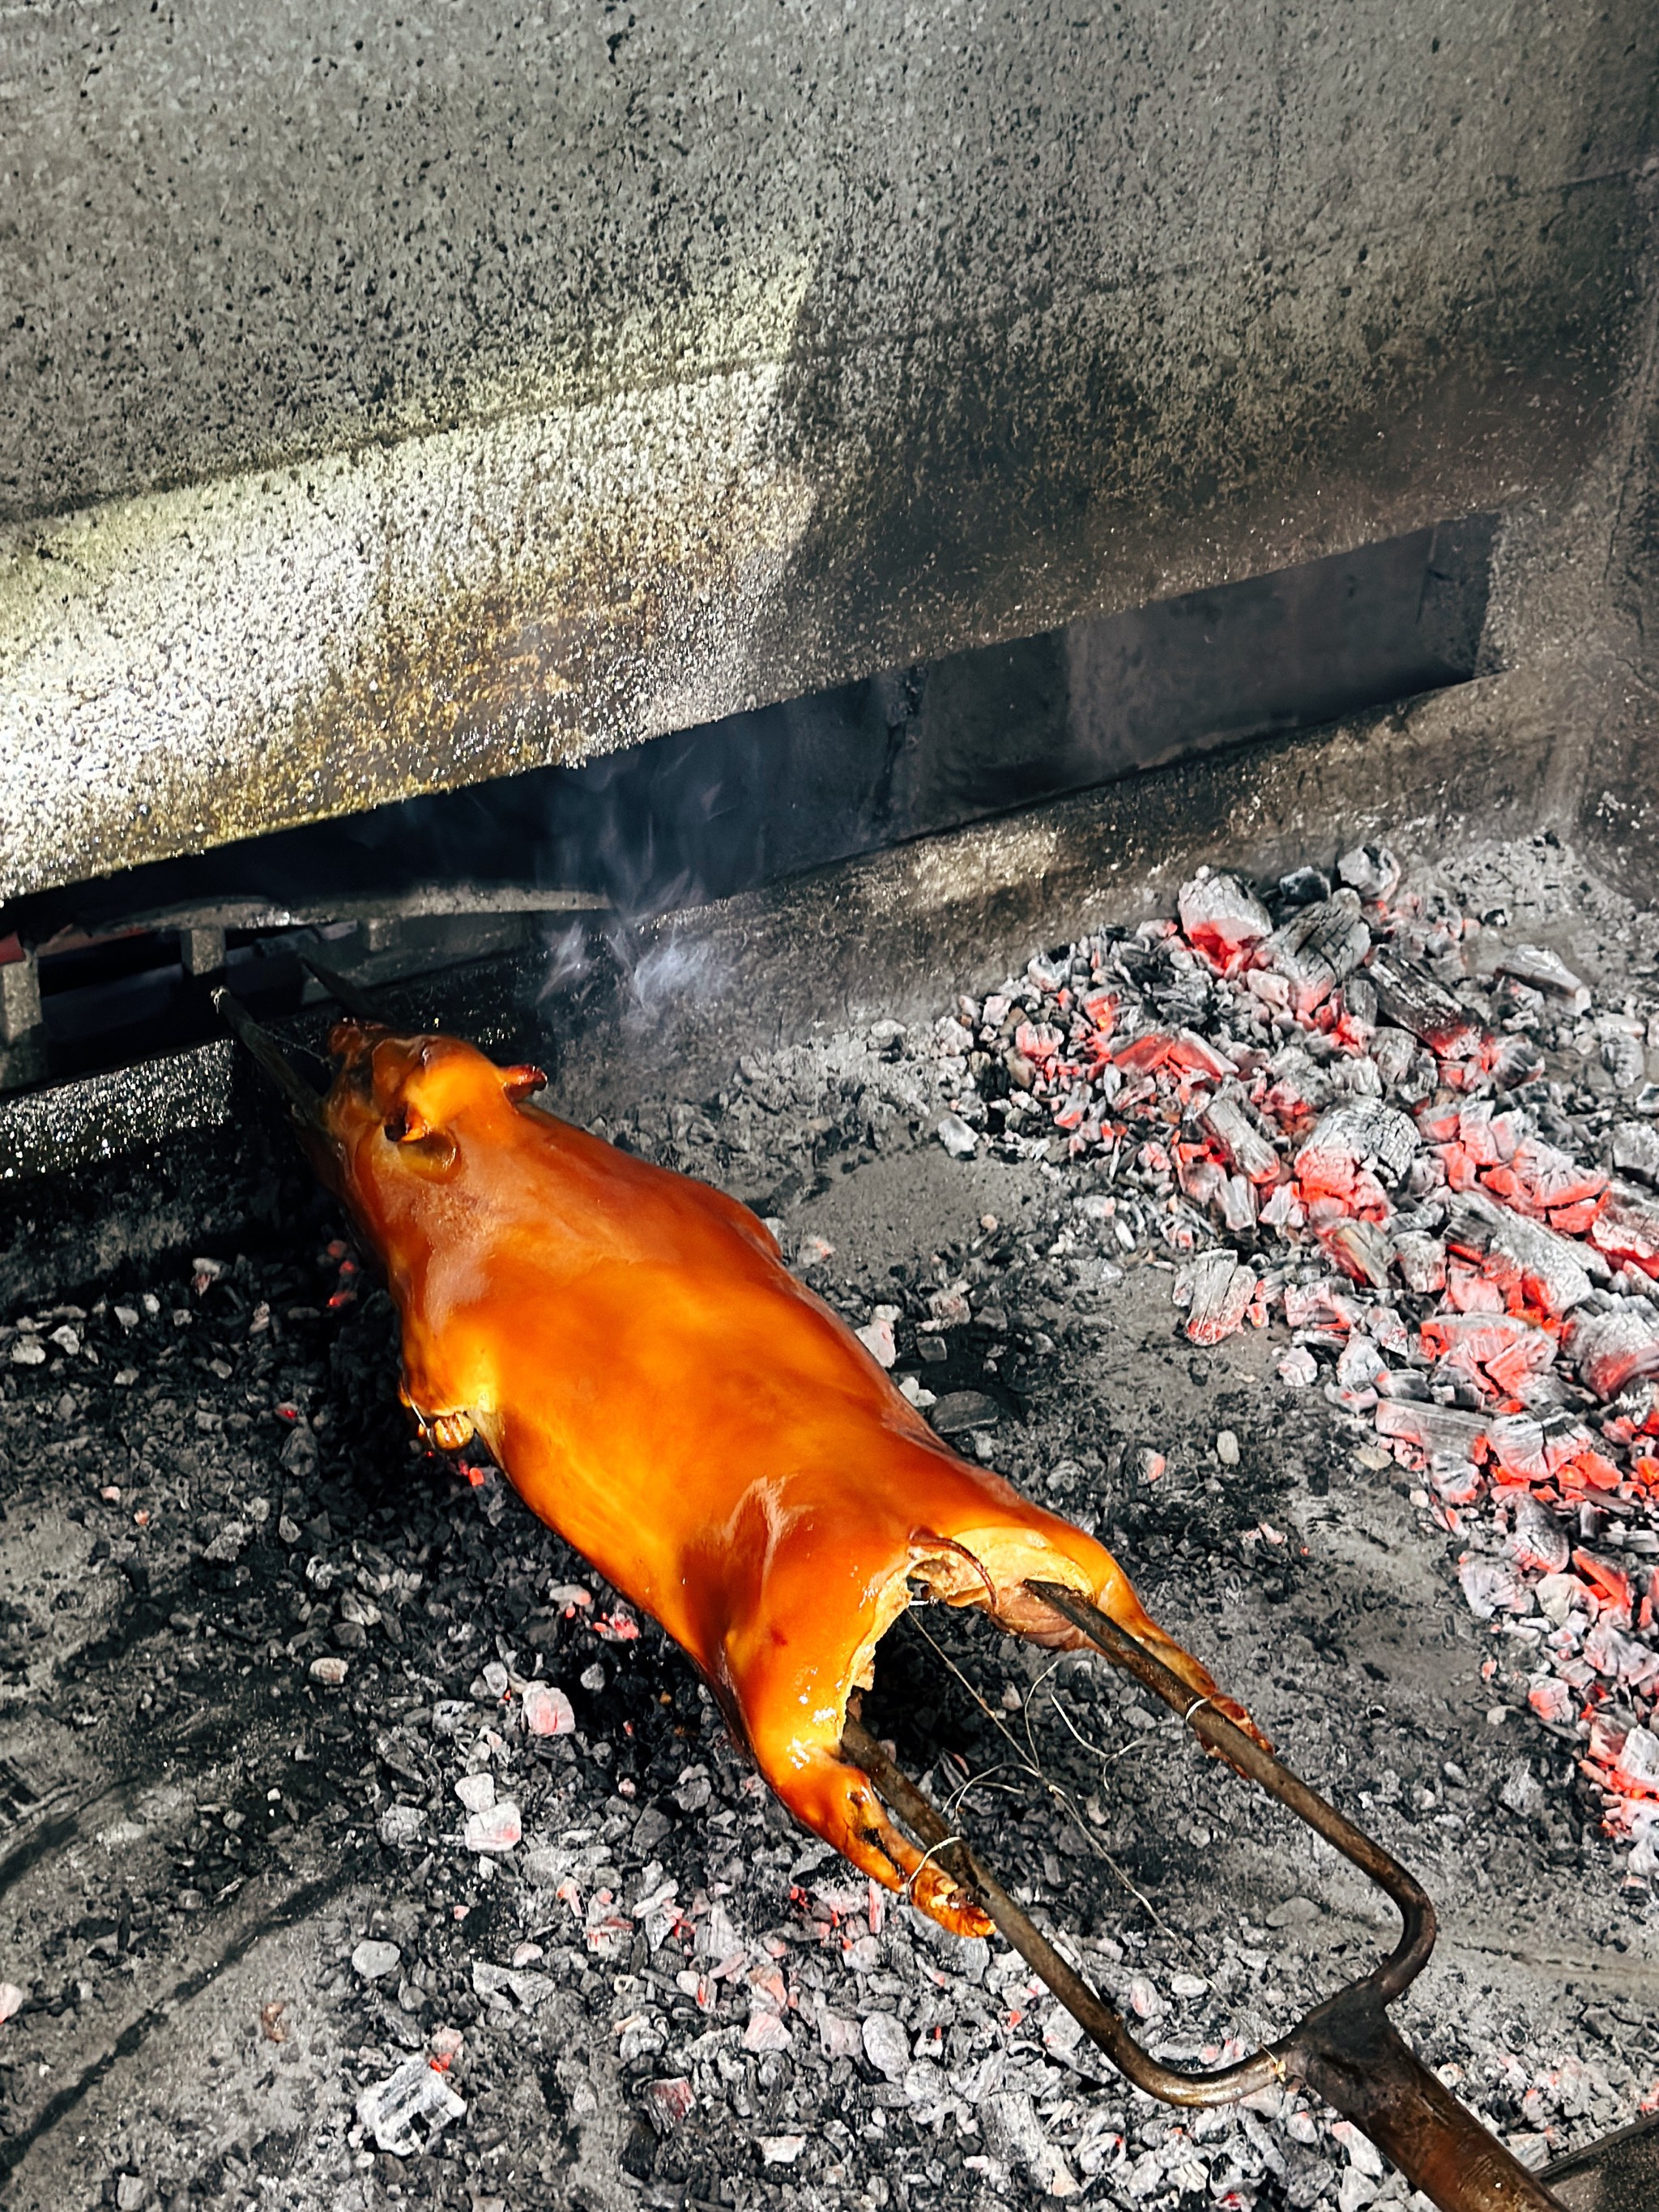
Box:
927 845 1659 1874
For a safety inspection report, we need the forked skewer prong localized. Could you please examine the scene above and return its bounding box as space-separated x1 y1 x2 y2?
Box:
842 1584 1564 2212
211 985 326 1128
212 986 348 1197
1024 1579 1435 1992
299 954 386 1025
840 1715 1283 2107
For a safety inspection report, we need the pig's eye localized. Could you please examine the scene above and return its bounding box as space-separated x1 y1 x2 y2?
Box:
383 1106 429 1144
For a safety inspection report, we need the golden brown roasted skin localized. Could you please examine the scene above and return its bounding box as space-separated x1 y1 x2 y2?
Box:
314 1023 1256 1934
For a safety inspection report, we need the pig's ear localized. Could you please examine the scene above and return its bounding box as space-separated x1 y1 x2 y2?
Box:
501 1063 548 1104
377 1052 465 1168
329 1019 383 1062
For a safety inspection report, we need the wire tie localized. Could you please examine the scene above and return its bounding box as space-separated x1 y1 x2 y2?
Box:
903 1835 966 1900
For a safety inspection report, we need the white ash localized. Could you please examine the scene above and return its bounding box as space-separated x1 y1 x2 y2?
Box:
890 832 1659 1898
2 832 1657 2211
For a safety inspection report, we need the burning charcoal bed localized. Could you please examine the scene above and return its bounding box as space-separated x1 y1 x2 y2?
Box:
2 824 1657 2212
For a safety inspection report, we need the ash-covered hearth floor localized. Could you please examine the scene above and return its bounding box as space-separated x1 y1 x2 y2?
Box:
1 835 1655 2212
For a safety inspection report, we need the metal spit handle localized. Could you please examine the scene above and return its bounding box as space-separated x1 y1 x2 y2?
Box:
839 1575 1565 2212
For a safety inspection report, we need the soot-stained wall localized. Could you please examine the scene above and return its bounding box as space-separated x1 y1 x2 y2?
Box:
1 2 1656 900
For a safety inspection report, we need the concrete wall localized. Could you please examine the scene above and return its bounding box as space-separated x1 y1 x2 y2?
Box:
2 2 1657 901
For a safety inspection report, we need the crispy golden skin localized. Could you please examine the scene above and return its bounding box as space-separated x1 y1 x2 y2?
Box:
315 1024 1255 1934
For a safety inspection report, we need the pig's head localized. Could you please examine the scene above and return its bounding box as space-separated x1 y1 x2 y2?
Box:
318 1023 546 1210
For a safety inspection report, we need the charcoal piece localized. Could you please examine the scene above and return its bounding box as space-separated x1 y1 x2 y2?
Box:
1374 1399 1488 1457
1336 1334 1386 1391
1459 1555 1531 1620
1294 1100 1418 1194
1369 1026 1418 1088
936 1112 977 1158
929 1390 1001 1436
1317 1218 1392 1288
1487 1413 1550 1482
1584 1619 1658 1688
1107 940 1155 991
1260 1179 1306 1230
1375 1366 1431 1399
1612 1121 1659 1188
1444 1190 1597 1316
1600 1023 1646 1091
1431 1458 1485 1505
1420 1309 1552 1370
1168 1027 1235 1081
1140 944 1213 1029
1201 1087 1280 1183
1173 1248 1254 1344
1563 1301 1659 1399
1284 1277 1353 1329
1589 1187 1659 1278
356 2056 467 2156
1507 1492 1571 1573
1351 1065 1392 1113
1259 890 1371 1016
621 2117 659 2179
1496 942 1591 1011
1488 1033 1546 1091
1337 843 1401 901
1277 866 1331 907
1392 1231 1448 1294
982 2091 1078 2197
1179 1153 1226 1209
1115 1030 1174 1074
1342 974 1380 1030
642 2077 694 2138
1219 1173 1257 1233
1264 1044 1337 1121
1366 947 1482 1059
1177 871 1273 962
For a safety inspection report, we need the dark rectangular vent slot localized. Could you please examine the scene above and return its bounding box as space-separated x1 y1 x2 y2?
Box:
0 515 1495 1097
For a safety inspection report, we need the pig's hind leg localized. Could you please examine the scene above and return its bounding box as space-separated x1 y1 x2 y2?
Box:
774 1740 994 1940
996 1564 1271 1753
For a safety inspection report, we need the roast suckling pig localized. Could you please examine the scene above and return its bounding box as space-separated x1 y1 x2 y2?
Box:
301 1021 1260 1935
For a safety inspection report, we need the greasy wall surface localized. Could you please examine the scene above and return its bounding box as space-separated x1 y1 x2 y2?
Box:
2 1 1657 898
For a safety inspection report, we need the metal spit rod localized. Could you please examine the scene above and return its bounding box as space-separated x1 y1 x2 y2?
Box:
840 1577 1563 2212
